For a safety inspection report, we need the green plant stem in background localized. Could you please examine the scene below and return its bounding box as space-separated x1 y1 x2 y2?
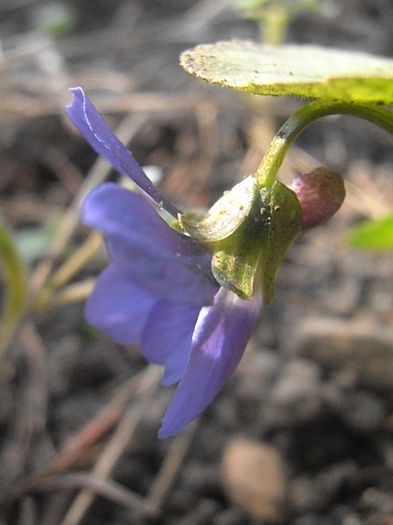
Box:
0 218 29 361
256 100 393 188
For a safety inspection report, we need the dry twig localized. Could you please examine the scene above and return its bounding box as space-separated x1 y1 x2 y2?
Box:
147 420 198 510
59 365 161 525
37 473 157 518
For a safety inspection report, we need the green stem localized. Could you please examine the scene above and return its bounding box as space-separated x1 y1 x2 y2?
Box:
0 219 28 361
256 100 393 187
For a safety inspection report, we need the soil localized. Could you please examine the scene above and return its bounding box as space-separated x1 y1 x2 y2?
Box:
1 1 393 524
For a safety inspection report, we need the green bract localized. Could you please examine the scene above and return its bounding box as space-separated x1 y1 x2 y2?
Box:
180 41 393 103
348 212 393 250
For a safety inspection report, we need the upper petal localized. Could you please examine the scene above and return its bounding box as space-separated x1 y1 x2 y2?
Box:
85 264 156 344
83 183 217 306
141 299 200 386
158 287 262 438
66 87 179 218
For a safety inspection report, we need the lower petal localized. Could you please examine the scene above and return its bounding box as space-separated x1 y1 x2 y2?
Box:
86 265 156 344
141 300 200 386
158 288 262 439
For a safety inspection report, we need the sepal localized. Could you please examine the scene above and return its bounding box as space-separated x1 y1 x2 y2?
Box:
211 197 265 299
209 180 302 302
179 175 259 242
258 181 302 304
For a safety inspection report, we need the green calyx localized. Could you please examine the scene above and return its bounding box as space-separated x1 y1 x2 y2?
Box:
179 175 259 242
179 177 302 303
257 181 301 304
211 195 266 299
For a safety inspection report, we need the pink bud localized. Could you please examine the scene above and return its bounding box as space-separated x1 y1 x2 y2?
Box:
289 167 345 228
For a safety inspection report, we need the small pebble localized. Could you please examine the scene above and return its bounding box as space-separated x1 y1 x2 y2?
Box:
294 317 393 391
337 391 386 432
221 438 287 521
263 359 322 428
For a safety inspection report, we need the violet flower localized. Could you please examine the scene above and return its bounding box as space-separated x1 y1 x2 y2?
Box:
66 88 262 438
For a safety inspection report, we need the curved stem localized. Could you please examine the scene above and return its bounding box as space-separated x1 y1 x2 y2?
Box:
0 219 28 361
256 100 393 187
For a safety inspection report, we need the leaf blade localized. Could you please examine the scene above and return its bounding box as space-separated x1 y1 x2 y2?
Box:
181 41 393 103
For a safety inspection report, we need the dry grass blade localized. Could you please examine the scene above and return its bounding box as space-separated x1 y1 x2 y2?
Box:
146 420 198 510
29 112 147 298
0 110 147 360
49 232 102 290
59 365 161 525
49 278 95 307
48 368 160 476
37 473 157 517
3 363 161 509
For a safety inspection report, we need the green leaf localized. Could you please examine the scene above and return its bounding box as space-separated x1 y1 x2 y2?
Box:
348 212 393 250
180 41 393 103
259 181 302 304
179 175 259 242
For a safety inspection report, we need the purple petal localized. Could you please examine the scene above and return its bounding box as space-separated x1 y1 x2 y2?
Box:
158 288 262 438
83 183 217 306
85 265 156 344
141 300 200 386
66 87 179 218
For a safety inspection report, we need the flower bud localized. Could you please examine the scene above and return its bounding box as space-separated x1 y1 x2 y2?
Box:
288 167 345 229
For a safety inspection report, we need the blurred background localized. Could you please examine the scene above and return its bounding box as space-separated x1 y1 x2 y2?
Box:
1 1 393 524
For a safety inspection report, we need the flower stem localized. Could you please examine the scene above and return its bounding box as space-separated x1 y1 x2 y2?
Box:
256 100 393 188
